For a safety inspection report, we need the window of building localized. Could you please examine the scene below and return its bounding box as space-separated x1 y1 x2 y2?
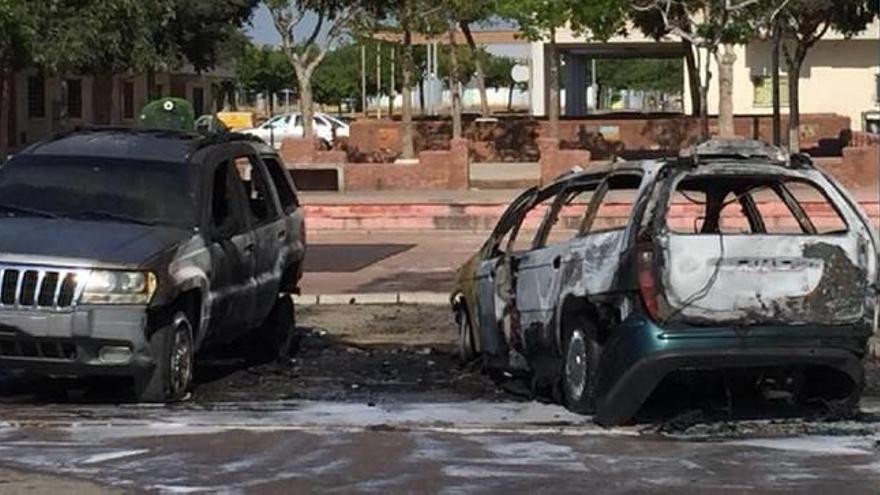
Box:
192 87 205 116
122 81 135 119
66 79 82 119
27 76 45 119
752 75 789 107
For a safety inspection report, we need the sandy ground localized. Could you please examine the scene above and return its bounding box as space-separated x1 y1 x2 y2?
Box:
0 467 115 494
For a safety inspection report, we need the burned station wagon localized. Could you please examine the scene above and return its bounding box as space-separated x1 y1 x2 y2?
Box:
0 129 305 402
451 139 879 426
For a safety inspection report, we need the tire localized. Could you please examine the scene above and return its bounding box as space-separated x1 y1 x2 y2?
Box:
135 312 194 402
249 295 300 363
562 321 602 415
457 307 477 363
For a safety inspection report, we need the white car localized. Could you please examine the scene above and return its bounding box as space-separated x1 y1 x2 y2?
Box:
241 113 350 149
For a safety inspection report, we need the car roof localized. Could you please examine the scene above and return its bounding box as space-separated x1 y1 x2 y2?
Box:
542 139 807 191
17 128 274 163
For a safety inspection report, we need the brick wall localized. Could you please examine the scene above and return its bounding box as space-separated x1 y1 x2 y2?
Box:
538 138 591 186
343 138 469 191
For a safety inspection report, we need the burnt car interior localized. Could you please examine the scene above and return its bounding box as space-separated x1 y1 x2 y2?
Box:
665 175 848 236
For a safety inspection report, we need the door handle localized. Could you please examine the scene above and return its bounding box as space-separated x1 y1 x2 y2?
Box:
553 256 561 269
278 230 286 239
244 243 256 254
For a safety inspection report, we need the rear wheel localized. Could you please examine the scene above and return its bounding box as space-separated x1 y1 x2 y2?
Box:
135 312 193 402
456 307 477 363
249 295 300 363
562 322 602 414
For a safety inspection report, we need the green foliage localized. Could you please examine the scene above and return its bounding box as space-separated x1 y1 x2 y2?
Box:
313 42 363 107
483 54 518 88
498 0 627 42
236 43 296 95
596 58 683 93
1 0 257 74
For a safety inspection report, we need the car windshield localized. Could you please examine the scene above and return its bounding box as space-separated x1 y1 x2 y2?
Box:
0 155 196 227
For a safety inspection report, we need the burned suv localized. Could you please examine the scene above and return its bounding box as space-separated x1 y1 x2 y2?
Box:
452 139 878 426
0 129 305 401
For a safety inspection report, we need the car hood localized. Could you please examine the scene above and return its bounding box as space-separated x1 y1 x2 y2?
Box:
0 217 194 268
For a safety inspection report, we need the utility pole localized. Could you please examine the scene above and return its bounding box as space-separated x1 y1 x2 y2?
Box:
389 46 396 117
771 19 782 146
361 44 367 118
376 43 382 119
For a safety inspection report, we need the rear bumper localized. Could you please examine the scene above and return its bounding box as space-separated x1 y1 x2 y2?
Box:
595 315 871 426
0 305 153 377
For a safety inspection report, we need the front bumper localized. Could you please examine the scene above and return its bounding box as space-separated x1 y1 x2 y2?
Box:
0 305 153 377
595 315 871 426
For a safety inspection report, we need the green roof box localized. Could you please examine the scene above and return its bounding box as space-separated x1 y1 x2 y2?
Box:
138 97 195 131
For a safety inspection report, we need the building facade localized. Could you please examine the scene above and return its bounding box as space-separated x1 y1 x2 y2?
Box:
528 21 880 132
3 68 230 155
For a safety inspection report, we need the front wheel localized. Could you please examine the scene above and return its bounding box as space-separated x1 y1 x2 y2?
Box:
135 312 194 402
456 307 477 363
562 322 602 414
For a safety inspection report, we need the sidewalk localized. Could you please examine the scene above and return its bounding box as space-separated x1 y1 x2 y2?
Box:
300 230 485 298
301 186 880 232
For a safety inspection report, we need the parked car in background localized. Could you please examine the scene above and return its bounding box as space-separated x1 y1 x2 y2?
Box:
451 139 879 426
241 112 350 149
0 129 306 402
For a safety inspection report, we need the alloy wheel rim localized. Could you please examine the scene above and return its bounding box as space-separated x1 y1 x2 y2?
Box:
170 324 193 397
565 329 588 401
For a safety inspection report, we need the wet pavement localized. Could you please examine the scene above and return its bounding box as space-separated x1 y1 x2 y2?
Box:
0 304 878 493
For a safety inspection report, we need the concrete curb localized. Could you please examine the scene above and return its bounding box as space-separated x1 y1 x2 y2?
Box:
294 292 449 306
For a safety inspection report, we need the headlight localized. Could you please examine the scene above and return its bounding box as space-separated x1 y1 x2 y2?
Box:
80 270 157 305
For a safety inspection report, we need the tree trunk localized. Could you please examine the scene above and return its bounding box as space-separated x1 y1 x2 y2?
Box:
400 12 415 159
460 21 489 118
547 32 560 139
0 66 8 155
295 63 315 138
507 82 515 111
699 48 713 140
771 21 782 146
684 40 701 117
448 28 462 139
787 53 804 152
717 45 736 138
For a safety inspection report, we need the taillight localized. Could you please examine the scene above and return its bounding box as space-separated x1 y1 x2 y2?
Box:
637 243 660 320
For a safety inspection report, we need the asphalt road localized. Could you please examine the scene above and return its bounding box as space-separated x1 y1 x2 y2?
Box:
0 399 878 493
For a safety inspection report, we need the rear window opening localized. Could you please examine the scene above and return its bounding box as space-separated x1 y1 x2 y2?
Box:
666 175 848 235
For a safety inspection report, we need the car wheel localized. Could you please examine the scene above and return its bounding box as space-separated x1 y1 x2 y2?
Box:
562 322 601 415
135 312 194 402
457 307 477 363
249 295 300 363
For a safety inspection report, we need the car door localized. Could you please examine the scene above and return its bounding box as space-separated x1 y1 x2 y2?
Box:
474 187 538 366
515 180 600 346
205 159 258 339
231 154 287 325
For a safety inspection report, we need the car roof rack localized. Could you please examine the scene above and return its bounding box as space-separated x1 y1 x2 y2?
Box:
677 138 797 168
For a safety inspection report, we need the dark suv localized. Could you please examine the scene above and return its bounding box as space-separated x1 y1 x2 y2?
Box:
452 139 879 425
0 129 306 401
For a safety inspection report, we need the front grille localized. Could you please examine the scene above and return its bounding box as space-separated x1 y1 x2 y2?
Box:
0 265 85 309
0 336 77 360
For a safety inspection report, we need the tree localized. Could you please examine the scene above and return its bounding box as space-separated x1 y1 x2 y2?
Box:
267 0 363 138
777 0 876 150
499 0 574 138
235 43 296 112
631 1 755 138
446 0 496 118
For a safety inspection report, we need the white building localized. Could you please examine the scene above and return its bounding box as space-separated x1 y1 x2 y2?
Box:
527 20 880 131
